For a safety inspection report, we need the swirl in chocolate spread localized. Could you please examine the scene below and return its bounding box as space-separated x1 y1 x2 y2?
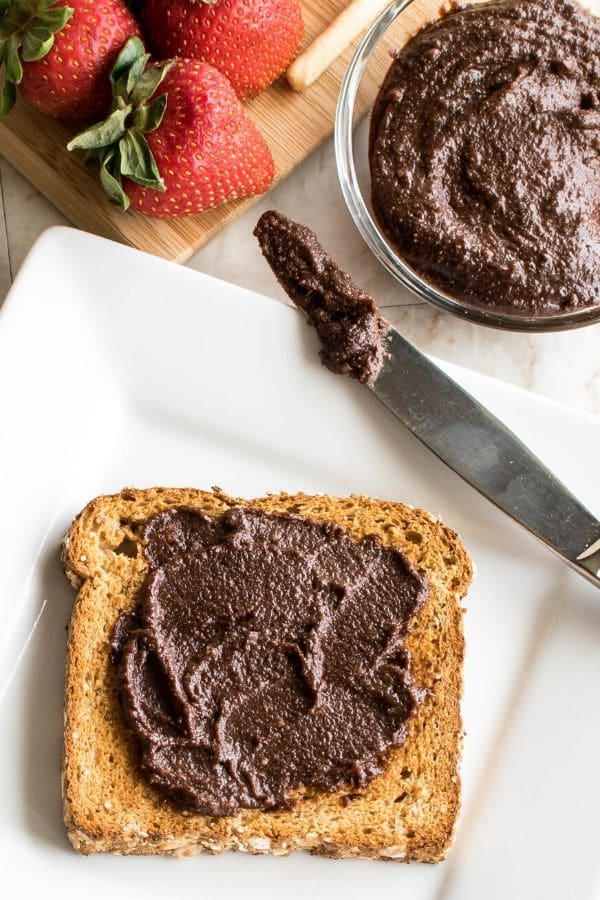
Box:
112 506 427 815
369 0 600 315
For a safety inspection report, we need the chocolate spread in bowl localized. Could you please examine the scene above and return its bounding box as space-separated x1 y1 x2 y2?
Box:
113 506 427 815
369 0 600 315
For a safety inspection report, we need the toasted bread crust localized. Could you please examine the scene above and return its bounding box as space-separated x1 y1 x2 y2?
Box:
62 488 473 861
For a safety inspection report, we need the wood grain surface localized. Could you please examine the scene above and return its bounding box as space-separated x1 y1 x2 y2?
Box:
0 0 426 262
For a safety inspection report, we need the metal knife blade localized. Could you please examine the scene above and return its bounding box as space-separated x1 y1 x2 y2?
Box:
371 327 600 589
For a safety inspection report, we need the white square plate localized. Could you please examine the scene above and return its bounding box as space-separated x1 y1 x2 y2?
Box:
0 228 599 900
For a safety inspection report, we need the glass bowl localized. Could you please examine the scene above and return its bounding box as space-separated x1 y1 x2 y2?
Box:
334 0 600 332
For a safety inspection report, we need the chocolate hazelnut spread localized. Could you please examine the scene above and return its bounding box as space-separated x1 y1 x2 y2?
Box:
369 0 600 315
113 506 427 815
254 211 389 383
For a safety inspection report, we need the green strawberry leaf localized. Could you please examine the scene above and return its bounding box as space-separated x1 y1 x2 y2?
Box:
25 22 56 41
112 72 130 102
100 146 130 210
22 28 54 62
37 6 74 32
134 92 168 134
69 35 173 209
111 37 147 100
130 59 174 105
110 36 146 87
67 105 132 151
126 50 151 95
4 34 23 83
0 76 16 117
119 126 164 190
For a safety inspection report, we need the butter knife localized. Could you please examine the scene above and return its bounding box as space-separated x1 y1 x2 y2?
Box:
253 210 600 590
373 327 600 589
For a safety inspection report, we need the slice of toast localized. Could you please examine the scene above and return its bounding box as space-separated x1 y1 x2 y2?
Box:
61 487 473 861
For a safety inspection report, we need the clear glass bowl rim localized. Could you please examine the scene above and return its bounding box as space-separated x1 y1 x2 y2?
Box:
334 0 600 333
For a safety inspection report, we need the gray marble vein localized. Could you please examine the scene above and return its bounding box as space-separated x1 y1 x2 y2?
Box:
0 157 68 279
0 160 12 304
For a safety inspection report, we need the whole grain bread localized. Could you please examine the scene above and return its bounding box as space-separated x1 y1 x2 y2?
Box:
61 487 473 861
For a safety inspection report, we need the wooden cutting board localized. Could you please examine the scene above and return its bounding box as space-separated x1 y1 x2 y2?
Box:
0 1 417 262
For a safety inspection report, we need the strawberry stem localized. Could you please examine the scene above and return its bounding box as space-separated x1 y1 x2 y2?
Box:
67 36 173 209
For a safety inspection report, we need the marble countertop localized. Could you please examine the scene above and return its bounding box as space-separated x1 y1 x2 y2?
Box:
0 145 598 415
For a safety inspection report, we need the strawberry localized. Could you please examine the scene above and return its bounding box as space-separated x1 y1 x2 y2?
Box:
140 0 304 100
67 36 275 218
0 0 139 120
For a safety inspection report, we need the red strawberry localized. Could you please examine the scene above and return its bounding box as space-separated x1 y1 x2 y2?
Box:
68 37 275 218
140 0 304 100
0 0 139 120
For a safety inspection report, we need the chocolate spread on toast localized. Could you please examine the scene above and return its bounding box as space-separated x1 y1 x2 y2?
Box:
113 506 427 815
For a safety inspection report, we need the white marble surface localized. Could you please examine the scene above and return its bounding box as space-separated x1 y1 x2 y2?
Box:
0 145 598 414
